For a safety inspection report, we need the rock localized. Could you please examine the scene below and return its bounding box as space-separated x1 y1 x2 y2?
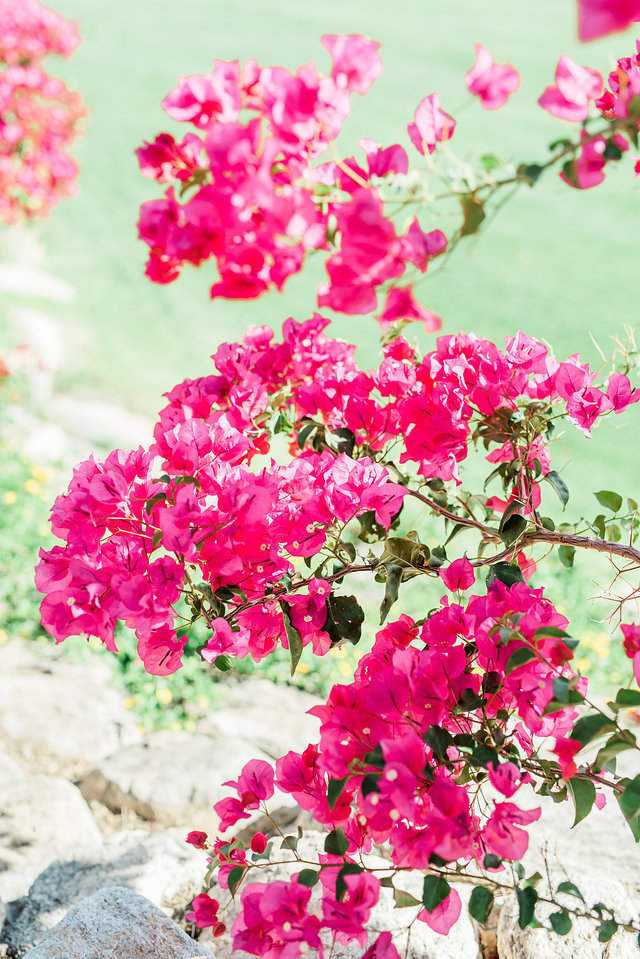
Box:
79 731 275 832
19 886 212 959
496 878 640 959
199 833 480 959
0 751 23 786
47 395 152 451
1 831 208 957
0 776 102 901
196 678 321 760
0 640 141 773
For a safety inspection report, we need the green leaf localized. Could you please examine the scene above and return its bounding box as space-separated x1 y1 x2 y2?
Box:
567 778 596 826
227 866 246 896
616 689 640 707
213 654 233 672
380 536 430 569
393 888 421 908
515 886 538 928
335 863 364 901
297 869 319 888
468 886 494 925
297 421 317 450
356 510 388 543
595 733 636 771
280 602 304 677
459 193 486 236
380 876 394 888
486 562 525 589
556 881 584 900
480 153 501 172
483 854 502 870
423 725 453 758
328 776 349 811
618 774 640 838
422 874 451 912
324 594 364 646
499 513 528 547
361 773 381 797
570 713 615 747
281 835 299 852
595 490 623 513
533 625 570 640
324 827 349 857
518 162 544 185
549 908 572 936
145 491 167 514
379 563 404 625
506 647 537 673
598 919 618 942
544 470 569 507
558 545 575 568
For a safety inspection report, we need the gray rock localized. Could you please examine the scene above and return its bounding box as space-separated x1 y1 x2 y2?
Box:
0 751 23 786
497 878 640 959
199 834 480 959
0 776 102 901
196 678 321 760
1 831 208 957
0 640 141 771
79 732 275 832
20 886 212 959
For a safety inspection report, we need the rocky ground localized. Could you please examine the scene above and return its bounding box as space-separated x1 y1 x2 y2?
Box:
2 231 640 957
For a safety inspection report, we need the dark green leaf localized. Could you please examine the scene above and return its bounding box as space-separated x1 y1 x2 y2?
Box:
556 881 584 900
380 876 394 888
145 492 167 514
213 654 233 672
428 545 447 569
544 470 569 507
486 562 525 589
499 513 528 547
361 773 381 797
506 647 537 673
280 602 304 677
518 162 544 185
616 689 640 706
468 886 494 925
357 510 387 543
598 919 618 942
570 713 615 747
422 874 451 912
567 778 596 826
324 827 349 857
618 774 640 834
460 193 486 235
379 564 403 625
595 733 636 771
297 869 319 888
380 536 430 569
297 422 317 450
281 835 299 852
549 908 572 935
483 854 502 869
394 888 421 908
534 626 570 640
227 866 246 896
324 594 364 647
423 725 453 758
515 886 538 928
328 776 349 811
558 545 575 568
592 514 606 538
595 490 623 513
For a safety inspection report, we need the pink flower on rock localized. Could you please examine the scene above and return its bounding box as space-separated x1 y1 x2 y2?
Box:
538 55 602 122
418 888 462 935
577 0 640 41
407 93 455 156
465 43 520 110
186 892 220 927
483 802 541 860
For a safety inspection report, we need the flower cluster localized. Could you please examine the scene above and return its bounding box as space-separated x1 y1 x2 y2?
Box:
35 315 638 678
0 0 85 224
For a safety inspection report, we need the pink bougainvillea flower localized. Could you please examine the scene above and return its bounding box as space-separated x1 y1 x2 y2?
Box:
376 285 442 332
622 623 640 685
538 55 602 122
440 557 475 592
560 132 628 190
488 761 525 798
185 830 208 849
553 737 582 780
186 892 220 927
465 43 520 110
407 93 455 155
418 888 462 935
577 0 640 41
250 831 268 853
320 35 382 95
483 803 541 860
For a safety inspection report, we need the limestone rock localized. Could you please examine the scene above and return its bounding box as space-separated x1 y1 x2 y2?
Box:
0 641 141 773
0 776 102 901
20 886 212 959
79 731 274 831
1 831 207 957
496 878 640 959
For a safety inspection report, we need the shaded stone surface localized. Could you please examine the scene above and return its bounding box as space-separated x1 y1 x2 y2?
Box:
1 831 207 957
0 776 102 901
21 886 212 959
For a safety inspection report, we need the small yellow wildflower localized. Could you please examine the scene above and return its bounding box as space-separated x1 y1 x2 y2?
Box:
297 662 310 674
155 687 173 705
339 662 353 678
122 696 136 710
575 657 592 673
3 490 17 506
581 630 611 659
195 693 210 710
0 628 8 644
24 479 41 497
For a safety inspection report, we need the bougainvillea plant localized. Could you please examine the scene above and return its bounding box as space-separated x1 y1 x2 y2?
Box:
38 0 640 951
0 0 85 224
